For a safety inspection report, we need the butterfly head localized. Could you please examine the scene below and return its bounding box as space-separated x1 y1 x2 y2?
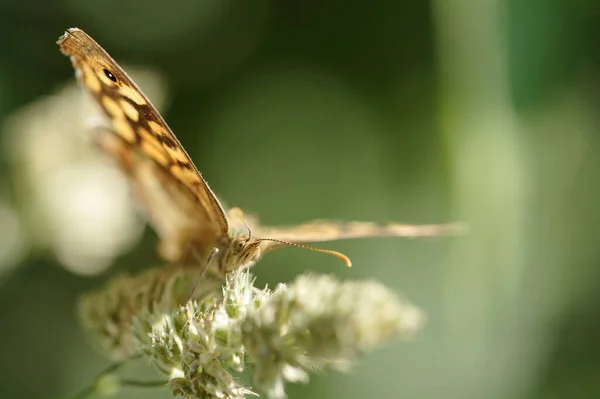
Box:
219 236 262 273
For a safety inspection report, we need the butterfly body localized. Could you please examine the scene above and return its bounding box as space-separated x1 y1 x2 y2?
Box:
58 28 464 276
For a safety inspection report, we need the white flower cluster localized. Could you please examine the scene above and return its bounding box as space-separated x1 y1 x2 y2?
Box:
77 267 425 399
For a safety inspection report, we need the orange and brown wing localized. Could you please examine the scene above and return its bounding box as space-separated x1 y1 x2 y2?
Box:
93 127 218 262
57 28 229 258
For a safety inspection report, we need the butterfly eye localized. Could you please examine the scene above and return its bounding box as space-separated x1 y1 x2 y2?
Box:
235 239 245 252
103 68 117 82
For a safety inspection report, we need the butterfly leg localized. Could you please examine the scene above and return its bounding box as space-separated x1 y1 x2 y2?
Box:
185 247 219 303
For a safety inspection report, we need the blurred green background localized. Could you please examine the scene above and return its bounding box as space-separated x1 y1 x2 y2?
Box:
1 0 600 398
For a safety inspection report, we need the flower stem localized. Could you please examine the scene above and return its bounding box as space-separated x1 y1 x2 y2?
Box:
61 355 142 399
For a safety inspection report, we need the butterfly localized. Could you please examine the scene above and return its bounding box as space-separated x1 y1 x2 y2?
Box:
57 28 465 277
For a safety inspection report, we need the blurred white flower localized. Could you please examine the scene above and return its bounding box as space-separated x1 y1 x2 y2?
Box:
2 67 168 275
0 196 28 276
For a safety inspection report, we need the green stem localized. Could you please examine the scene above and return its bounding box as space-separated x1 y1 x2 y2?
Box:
62 355 142 399
121 379 168 388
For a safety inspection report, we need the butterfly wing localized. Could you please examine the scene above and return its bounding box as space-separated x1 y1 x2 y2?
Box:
226 208 465 253
58 28 229 261
93 127 219 262
256 219 465 253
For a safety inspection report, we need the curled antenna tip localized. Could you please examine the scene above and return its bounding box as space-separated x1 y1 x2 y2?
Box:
331 250 352 267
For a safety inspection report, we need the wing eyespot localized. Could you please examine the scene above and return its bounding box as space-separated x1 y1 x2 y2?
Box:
103 69 117 82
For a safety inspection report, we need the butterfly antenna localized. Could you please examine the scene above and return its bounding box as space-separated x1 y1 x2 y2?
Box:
186 247 220 303
258 238 352 267
243 218 252 242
